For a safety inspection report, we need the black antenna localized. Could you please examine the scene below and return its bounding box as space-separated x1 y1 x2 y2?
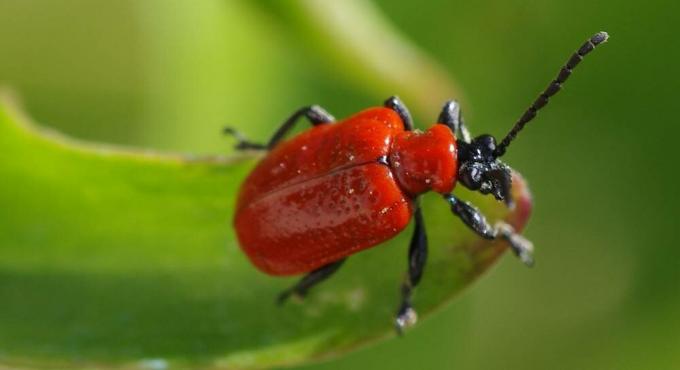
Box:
494 31 609 157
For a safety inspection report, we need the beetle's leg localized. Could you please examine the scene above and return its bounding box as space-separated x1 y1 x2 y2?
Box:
395 205 428 334
384 96 414 131
277 258 347 305
266 105 335 149
444 194 534 266
222 127 268 151
438 100 472 143
224 105 335 151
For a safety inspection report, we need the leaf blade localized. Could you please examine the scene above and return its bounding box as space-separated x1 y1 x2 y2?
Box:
0 94 530 369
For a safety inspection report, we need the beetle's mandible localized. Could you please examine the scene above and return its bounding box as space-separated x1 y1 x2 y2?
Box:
226 32 609 333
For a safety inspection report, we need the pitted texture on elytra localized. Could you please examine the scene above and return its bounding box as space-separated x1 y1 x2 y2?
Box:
235 164 411 275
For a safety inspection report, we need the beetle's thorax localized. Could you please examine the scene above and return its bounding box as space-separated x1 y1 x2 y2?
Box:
388 124 458 197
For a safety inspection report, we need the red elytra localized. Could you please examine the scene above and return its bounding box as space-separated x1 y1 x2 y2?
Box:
234 108 457 275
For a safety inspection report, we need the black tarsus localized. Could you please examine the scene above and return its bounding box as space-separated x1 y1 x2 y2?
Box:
277 258 347 305
395 206 428 334
222 127 267 150
494 31 609 157
444 194 534 266
384 96 414 131
496 222 534 267
224 105 335 151
438 100 472 143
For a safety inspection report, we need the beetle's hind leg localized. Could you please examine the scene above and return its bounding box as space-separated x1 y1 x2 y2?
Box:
395 205 428 334
277 258 347 305
223 127 268 151
444 194 534 266
224 105 335 151
265 105 335 149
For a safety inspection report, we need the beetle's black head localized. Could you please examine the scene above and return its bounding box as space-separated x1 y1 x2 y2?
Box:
457 135 513 206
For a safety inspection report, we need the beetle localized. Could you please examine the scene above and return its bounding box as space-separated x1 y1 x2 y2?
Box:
226 32 608 332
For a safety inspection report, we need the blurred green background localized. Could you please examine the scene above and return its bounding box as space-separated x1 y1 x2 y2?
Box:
0 0 678 369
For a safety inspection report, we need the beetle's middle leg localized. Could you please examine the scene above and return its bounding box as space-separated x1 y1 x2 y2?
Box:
277 258 347 305
384 96 414 131
224 105 335 151
395 205 428 334
444 194 534 266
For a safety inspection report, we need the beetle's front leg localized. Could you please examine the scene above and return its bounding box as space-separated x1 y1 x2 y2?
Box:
224 105 335 151
444 194 534 266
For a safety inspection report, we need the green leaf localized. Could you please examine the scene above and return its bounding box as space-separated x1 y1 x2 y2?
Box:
0 91 531 369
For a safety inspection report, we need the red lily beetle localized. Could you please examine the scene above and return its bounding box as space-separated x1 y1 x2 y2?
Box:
227 32 608 332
